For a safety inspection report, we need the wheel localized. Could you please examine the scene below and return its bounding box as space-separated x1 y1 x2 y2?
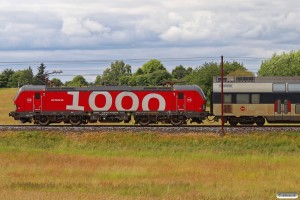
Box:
70 116 82 126
139 116 150 126
228 117 238 126
170 115 183 126
39 115 50 126
255 117 265 126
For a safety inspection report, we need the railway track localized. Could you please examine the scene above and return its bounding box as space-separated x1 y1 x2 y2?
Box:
1 124 300 134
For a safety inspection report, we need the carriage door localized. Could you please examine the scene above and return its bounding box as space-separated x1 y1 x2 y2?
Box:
33 92 42 112
274 96 291 121
177 92 185 111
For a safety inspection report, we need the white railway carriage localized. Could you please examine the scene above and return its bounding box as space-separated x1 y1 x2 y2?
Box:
211 76 300 126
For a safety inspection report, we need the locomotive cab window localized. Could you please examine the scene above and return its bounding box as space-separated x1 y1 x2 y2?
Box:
35 93 41 99
178 92 184 99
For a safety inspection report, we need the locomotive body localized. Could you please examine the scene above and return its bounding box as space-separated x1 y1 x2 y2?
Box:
212 76 300 126
9 85 208 126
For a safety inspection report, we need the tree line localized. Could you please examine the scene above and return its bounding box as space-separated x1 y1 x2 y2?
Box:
1 51 299 98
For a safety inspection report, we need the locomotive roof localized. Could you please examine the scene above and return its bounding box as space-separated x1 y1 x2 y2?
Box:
19 85 202 91
15 84 206 100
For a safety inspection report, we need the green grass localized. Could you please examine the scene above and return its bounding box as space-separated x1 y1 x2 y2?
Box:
0 131 299 199
0 88 19 125
1 131 299 156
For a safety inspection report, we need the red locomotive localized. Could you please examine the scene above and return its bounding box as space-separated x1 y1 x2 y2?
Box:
9 85 208 126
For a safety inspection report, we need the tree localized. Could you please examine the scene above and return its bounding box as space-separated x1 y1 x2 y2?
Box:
185 62 219 98
22 67 34 85
149 70 172 85
134 68 144 76
228 69 254 76
51 78 63 87
7 68 33 88
33 63 48 85
128 74 149 86
141 59 165 74
186 67 193 75
258 51 300 76
7 71 22 88
119 76 132 85
130 59 172 86
185 61 248 98
172 65 188 80
101 60 132 85
0 69 15 87
66 75 88 87
94 75 102 85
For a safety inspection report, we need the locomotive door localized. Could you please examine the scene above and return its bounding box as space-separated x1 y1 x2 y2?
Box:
177 92 186 111
274 96 291 121
33 92 42 112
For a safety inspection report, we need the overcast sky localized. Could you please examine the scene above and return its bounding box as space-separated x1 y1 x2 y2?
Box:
0 0 299 81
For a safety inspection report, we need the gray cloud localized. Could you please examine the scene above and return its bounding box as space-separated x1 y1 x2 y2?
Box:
1 1 299 47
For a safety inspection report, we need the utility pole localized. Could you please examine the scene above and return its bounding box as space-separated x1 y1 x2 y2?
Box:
220 55 225 136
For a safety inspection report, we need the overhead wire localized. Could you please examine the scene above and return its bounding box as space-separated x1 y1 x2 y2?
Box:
0 56 270 79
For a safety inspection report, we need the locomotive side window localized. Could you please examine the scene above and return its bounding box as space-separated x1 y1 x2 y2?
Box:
224 94 232 103
35 93 41 99
237 94 249 104
178 92 184 99
251 94 260 104
273 84 286 92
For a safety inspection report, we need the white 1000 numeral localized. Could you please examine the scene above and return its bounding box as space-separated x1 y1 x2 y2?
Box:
66 91 166 111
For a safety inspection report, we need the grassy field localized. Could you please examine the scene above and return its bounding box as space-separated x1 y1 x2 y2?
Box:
0 88 19 125
1 88 300 199
0 131 299 199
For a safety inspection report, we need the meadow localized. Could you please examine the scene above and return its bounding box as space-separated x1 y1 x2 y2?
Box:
0 88 299 199
0 88 20 125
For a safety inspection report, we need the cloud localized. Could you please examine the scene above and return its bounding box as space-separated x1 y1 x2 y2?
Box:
61 17 111 37
160 11 215 42
0 0 299 58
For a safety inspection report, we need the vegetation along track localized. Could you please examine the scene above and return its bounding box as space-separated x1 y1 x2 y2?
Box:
1 125 300 134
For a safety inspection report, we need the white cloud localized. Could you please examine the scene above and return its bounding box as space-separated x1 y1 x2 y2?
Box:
160 11 216 42
0 0 298 61
61 17 88 36
61 17 110 37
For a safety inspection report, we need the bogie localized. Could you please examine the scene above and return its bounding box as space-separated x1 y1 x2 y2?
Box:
69 115 82 126
38 115 50 126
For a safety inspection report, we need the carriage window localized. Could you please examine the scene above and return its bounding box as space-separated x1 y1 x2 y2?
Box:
35 93 41 99
237 94 249 104
251 94 260 104
224 94 232 103
288 84 300 92
296 104 300 114
273 84 286 92
178 92 184 99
